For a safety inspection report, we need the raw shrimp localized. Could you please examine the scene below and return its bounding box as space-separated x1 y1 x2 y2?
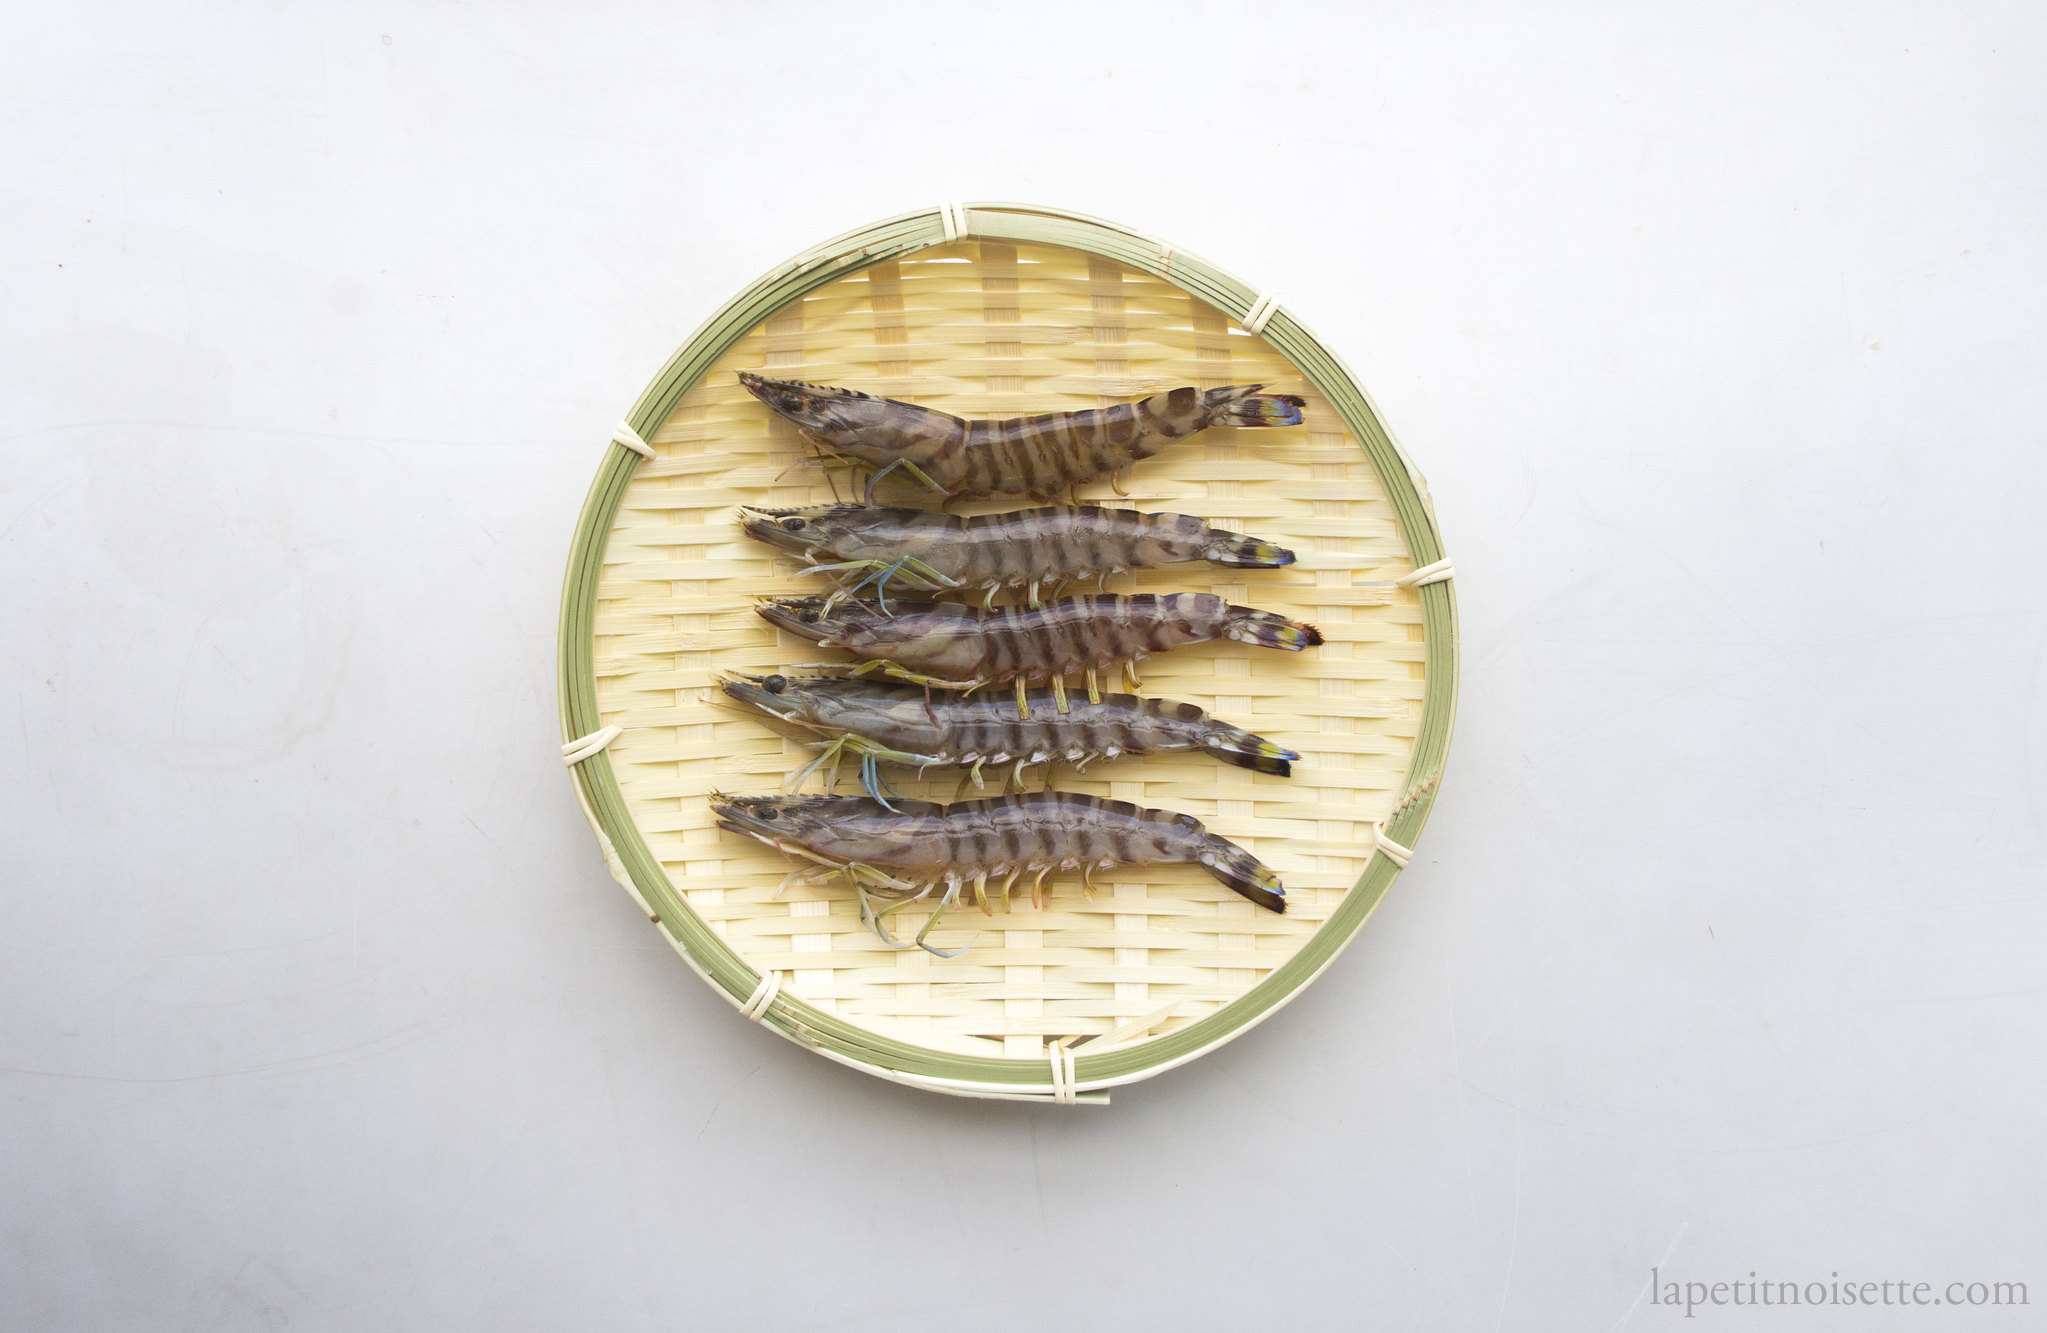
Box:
754 592 1322 718
711 790 1285 955
738 503 1294 610
739 373 1305 501
722 673 1298 803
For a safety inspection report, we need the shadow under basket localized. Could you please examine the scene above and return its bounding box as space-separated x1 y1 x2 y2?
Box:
557 203 1457 1103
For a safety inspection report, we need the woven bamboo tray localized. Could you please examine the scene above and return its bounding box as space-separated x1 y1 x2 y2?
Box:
558 203 1456 1103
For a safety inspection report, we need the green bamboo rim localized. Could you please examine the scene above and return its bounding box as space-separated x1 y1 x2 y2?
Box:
557 203 1458 1094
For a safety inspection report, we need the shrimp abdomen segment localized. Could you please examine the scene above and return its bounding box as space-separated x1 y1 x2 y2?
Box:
953 386 1305 495
956 403 1153 496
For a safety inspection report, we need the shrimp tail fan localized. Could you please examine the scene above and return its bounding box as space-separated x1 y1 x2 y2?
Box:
1205 384 1307 428
1223 606 1323 652
1204 530 1297 568
1203 721 1299 777
1198 835 1287 914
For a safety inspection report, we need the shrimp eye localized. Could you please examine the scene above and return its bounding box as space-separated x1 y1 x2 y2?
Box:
797 609 820 624
763 674 787 694
781 517 805 531
755 807 778 820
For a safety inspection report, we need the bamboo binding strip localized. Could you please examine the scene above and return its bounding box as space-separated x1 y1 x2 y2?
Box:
738 970 783 1023
610 421 656 460
561 725 622 766
1242 290 1282 335
558 203 1458 1099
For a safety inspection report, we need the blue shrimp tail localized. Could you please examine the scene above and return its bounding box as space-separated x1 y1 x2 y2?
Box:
1203 721 1299 777
1204 530 1297 568
1223 606 1324 652
1204 384 1307 428
1199 835 1287 914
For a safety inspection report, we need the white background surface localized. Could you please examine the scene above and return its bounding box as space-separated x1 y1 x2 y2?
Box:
4 3 2043 1329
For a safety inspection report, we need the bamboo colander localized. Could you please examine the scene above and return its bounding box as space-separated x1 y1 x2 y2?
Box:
558 204 1456 1102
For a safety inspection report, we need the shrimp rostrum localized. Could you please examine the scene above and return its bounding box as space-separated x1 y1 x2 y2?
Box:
723 673 1298 802
739 503 1295 610
739 373 1306 501
755 591 1323 717
711 791 1286 955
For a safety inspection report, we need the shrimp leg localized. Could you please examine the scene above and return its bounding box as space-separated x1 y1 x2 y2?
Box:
869 880 937 949
853 557 910 615
914 882 969 958
839 658 980 692
803 557 960 592
1031 864 1053 910
785 735 850 793
800 438 871 506
859 752 903 812
856 885 918 950
850 554 966 613
861 456 948 503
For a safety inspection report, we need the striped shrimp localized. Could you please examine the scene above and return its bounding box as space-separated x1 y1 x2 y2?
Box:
738 503 1295 611
721 674 1298 803
711 790 1285 955
738 372 1305 501
755 591 1322 718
